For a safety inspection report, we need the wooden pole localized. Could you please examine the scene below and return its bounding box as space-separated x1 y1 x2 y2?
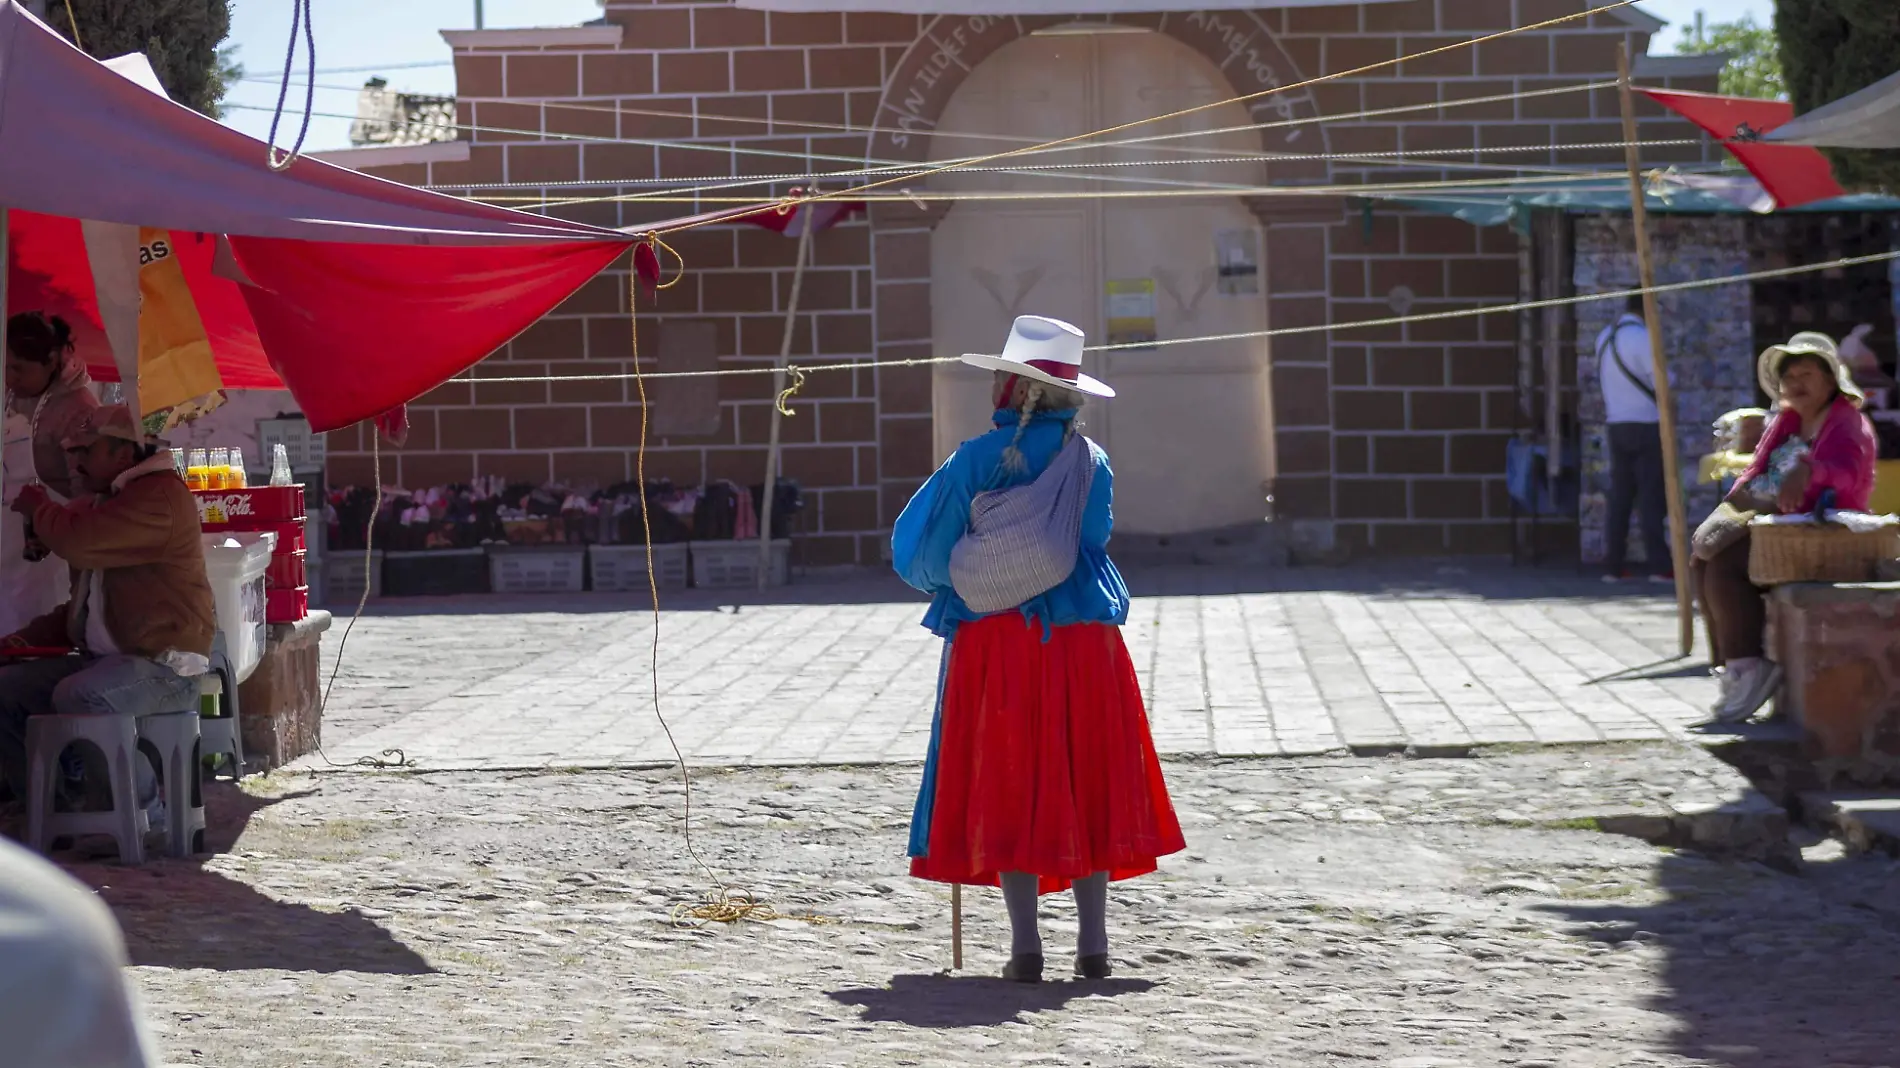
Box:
1617 43 1695 657
951 883 963 971
759 205 817 590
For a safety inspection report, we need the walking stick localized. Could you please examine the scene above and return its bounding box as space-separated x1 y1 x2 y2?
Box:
951 884 963 971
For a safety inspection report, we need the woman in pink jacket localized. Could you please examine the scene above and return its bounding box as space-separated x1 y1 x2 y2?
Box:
1698 332 1878 722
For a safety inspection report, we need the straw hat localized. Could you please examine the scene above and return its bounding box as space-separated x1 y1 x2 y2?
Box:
1757 332 1863 406
961 315 1114 399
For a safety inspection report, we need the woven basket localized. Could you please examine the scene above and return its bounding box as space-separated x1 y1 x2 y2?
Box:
1747 520 1900 585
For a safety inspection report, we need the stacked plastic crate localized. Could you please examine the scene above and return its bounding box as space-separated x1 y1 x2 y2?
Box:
195 485 310 623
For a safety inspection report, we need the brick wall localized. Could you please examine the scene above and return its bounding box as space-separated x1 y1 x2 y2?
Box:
325 0 1724 562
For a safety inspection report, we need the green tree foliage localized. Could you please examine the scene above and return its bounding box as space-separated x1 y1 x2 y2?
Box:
1776 0 1900 193
1675 12 1786 100
44 0 234 117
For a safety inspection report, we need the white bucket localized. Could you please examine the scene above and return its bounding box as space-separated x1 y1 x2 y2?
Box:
201 531 276 684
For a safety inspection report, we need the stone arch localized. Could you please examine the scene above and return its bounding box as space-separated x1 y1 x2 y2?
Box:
868 11 1327 184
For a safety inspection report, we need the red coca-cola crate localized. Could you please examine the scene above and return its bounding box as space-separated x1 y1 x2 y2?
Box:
266 550 306 591
266 585 309 623
194 486 304 529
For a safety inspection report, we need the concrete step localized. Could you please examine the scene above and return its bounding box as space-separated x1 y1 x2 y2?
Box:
1799 792 1900 855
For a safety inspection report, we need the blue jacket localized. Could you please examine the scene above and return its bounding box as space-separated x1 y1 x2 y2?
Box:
891 408 1129 639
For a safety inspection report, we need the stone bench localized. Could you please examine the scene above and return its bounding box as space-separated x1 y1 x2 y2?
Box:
1768 583 1900 761
238 610 333 772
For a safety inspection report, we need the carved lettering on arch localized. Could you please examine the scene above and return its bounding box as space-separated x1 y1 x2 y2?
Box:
869 10 1324 169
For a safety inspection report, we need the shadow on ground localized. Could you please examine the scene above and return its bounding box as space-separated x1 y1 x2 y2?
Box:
1547 850 1900 1068
333 558 1664 618
827 973 1156 1027
70 782 434 976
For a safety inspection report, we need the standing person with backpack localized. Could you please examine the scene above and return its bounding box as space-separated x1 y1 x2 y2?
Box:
892 315 1184 984
1596 295 1673 584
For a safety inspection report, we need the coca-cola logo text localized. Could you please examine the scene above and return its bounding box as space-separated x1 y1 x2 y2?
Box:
207 494 255 517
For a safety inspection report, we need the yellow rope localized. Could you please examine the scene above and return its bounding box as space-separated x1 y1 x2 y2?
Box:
775 365 808 418
59 0 81 50
627 241 825 929
463 249 1900 390
509 169 1638 210
649 1 1643 237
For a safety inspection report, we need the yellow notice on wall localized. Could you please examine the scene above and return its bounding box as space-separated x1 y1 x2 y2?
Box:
136 228 224 421
1105 278 1157 350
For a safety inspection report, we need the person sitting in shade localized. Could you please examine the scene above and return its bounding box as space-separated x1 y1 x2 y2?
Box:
1696 333 1878 722
0 406 215 828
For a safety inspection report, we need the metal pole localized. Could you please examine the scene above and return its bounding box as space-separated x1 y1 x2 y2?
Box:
474 0 484 30
1618 43 1695 656
758 206 817 590
1 207 10 510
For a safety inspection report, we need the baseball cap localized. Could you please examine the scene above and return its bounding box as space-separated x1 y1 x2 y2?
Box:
60 405 148 451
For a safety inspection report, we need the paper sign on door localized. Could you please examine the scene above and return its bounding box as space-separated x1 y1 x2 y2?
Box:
1216 229 1260 296
1105 279 1157 349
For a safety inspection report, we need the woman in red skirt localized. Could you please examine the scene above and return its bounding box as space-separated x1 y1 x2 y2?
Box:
892 315 1185 983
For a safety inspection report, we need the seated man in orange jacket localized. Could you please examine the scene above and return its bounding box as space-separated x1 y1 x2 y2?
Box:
0 406 216 821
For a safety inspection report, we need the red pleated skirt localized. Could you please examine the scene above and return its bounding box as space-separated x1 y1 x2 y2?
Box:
910 614 1186 896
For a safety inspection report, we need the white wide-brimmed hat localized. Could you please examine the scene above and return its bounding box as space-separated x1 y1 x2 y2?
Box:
961 315 1115 399
1757 331 1864 406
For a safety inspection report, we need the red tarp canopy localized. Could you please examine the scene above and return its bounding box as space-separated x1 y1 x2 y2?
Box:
1642 88 1847 211
0 2 867 430
0 2 634 431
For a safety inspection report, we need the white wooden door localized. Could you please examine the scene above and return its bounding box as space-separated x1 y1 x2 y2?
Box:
929 28 1274 533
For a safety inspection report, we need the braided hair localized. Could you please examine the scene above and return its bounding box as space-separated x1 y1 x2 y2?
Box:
1000 382 1046 474
995 373 1087 474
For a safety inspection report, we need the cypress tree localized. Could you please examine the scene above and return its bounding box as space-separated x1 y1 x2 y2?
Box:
1775 0 1900 193
44 0 235 117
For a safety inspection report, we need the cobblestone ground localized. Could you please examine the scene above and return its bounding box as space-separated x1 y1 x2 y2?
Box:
311 564 1718 770
95 746 1900 1068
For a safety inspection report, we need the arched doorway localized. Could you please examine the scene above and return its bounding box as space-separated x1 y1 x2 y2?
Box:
927 26 1276 536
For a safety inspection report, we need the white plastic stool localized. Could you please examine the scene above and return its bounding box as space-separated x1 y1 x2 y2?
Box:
197 672 244 781
137 711 206 858
25 715 147 865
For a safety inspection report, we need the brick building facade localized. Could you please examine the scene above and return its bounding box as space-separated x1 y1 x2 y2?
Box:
314 0 1726 565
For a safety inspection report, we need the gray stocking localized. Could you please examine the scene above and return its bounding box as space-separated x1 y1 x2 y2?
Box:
999 872 1042 955
1073 872 1109 957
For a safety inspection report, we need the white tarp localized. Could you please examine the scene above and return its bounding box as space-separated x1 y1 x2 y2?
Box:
737 0 1401 10
1765 69 1900 150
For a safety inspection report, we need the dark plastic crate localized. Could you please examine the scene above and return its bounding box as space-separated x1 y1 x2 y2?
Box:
382 548 492 597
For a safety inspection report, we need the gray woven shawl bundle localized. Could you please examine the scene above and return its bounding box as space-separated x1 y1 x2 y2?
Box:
948 432 1096 614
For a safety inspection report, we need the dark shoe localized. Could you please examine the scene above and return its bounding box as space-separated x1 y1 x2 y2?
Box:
1001 953 1044 983
1075 953 1112 980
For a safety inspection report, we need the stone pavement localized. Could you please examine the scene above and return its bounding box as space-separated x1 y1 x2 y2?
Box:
310 563 1718 772
108 747 1900 1068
